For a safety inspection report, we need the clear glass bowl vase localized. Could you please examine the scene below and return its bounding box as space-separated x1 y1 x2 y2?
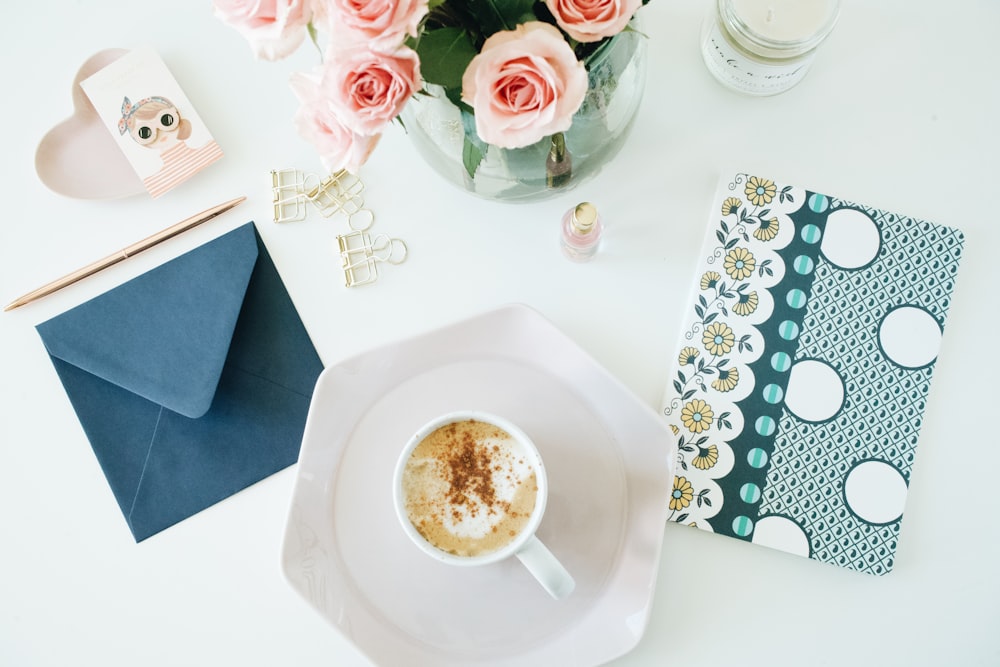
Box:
401 22 648 203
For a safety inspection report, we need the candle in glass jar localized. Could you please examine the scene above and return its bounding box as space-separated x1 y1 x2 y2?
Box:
701 0 841 96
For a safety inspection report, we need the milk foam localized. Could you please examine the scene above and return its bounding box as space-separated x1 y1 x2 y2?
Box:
401 419 540 557
438 436 534 539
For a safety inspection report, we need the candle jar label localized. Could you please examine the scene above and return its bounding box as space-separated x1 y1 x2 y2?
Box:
701 21 817 95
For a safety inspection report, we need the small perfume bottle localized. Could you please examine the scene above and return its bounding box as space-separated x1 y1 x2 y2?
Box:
560 202 603 262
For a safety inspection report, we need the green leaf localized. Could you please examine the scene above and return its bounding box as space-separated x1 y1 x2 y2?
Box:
468 0 536 34
462 138 484 181
415 27 477 88
460 108 487 180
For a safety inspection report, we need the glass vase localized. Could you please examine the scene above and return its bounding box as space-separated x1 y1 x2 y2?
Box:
402 22 648 203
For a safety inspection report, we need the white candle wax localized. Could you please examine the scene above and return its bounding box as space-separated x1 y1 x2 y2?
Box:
731 0 838 43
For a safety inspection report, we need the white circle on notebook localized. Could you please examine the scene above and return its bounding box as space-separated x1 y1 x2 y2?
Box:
784 359 845 422
844 460 908 525
821 208 881 269
878 306 942 369
751 516 810 557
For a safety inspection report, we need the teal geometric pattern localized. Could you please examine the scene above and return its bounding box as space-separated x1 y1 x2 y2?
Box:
758 199 964 574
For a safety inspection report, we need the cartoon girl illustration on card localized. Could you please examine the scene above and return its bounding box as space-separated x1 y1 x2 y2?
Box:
118 95 223 198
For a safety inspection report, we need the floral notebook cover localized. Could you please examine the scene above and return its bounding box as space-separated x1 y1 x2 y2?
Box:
660 172 964 574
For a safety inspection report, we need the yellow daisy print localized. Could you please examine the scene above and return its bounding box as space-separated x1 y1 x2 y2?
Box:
680 399 714 433
678 346 700 366
702 322 735 356
711 367 739 392
670 476 694 511
670 423 679 435
745 176 776 207
724 247 756 281
732 290 759 316
721 197 742 216
692 445 719 470
700 271 722 290
754 217 779 241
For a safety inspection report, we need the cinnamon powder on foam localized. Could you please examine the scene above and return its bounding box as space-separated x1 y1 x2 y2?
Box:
402 420 537 557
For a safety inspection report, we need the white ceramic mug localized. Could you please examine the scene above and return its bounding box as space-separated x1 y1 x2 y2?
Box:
392 411 575 600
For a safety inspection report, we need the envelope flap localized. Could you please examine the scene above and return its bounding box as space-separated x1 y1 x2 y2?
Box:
37 223 259 418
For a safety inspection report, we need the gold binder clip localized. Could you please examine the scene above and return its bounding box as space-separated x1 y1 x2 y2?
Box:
270 168 315 223
336 230 408 287
306 169 373 230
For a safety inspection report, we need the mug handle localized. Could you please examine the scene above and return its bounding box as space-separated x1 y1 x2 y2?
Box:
515 535 575 600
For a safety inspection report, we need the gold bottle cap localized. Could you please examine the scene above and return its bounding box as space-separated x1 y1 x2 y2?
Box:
572 202 598 234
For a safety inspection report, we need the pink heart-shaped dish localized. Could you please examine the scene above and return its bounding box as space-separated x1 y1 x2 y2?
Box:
35 49 145 200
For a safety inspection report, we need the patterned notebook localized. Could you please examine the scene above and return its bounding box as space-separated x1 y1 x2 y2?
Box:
660 172 964 574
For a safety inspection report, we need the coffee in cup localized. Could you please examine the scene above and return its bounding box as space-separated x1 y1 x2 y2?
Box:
399 418 538 558
393 411 575 599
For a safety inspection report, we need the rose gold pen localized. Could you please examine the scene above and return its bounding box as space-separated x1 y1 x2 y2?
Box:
4 196 246 312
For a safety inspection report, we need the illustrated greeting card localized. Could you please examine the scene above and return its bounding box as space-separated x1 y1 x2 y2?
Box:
80 47 223 198
660 172 964 574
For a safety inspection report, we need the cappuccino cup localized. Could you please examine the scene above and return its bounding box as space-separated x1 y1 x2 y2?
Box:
392 411 575 600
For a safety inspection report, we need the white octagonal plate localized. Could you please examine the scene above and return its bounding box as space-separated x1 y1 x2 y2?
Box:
281 304 675 666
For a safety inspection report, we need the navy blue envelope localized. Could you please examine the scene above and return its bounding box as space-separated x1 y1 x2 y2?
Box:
36 222 323 541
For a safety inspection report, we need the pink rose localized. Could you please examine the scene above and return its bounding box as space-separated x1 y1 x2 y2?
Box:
545 0 641 43
290 70 381 174
317 0 428 49
213 0 314 60
321 45 422 136
461 22 588 149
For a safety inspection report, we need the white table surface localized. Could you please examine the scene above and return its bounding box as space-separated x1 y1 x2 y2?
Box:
2 1 998 665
